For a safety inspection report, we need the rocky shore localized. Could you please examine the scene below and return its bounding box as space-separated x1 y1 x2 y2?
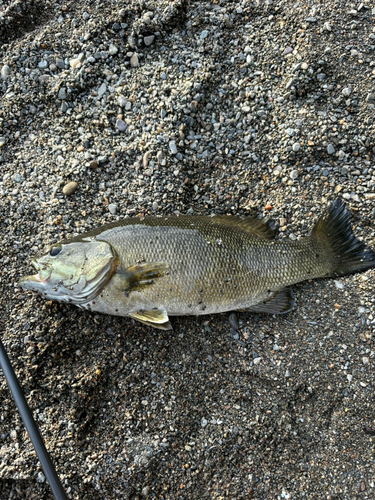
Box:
0 1 374 498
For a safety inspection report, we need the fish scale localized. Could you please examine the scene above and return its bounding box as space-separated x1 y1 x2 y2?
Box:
19 201 375 330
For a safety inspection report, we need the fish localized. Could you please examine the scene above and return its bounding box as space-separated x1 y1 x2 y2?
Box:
19 200 375 330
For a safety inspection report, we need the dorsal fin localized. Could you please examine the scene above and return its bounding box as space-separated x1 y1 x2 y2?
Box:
212 216 276 240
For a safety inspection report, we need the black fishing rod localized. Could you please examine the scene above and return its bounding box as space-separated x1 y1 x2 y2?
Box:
0 338 68 500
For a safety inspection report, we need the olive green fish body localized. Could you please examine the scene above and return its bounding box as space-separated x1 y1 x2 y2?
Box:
19 201 375 329
81 220 326 316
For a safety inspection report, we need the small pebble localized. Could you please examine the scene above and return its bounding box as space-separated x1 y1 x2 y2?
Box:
143 151 151 167
130 53 139 67
1 64 10 80
62 182 79 196
37 472 46 483
290 170 298 180
108 203 118 215
144 35 155 46
98 83 107 98
327 144 335 155
116 119 127 132
169 141 177 154
108 44 118 56
89 160 98 169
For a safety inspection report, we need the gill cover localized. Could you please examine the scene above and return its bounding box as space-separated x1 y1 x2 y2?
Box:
19 240 119 304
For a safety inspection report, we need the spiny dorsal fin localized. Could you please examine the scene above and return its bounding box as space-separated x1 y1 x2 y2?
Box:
212 216 276 240
128 307 172 330
120 262 168 294
239 288 295 315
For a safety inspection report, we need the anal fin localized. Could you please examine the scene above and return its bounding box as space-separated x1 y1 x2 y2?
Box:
128 307 172 330
239 288 295 315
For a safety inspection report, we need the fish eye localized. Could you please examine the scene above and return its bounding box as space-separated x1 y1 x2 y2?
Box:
50 246 61 257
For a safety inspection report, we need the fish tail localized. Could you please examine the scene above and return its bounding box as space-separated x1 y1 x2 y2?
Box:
311 199 375 277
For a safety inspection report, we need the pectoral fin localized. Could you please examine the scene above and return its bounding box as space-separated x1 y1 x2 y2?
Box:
239 288 295 315
120 262 168 294
128 307 173 330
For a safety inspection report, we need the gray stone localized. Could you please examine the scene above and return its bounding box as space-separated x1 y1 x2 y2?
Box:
58 87 67 100
169 141 177 154
116 119 127 132
144 35 155 46
98 83 107 98
56 58 65 69
108 203 118 215
118 95 127 107
292 142 301 152
286 78 297 90
283 47 293 55
1 64 10 80
327 144 335 155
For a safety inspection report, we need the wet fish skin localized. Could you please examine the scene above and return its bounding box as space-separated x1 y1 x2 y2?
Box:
19 200 375 329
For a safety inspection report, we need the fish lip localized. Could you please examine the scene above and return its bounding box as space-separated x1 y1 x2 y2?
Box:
18 273 45 285
19 260 51 286
31 259 40 271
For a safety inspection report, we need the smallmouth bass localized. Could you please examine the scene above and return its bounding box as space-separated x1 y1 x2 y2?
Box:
19 200 375 330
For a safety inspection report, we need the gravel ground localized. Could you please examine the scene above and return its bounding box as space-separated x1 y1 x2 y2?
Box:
1 0 375 498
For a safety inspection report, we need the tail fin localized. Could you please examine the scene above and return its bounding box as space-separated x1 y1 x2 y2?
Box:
311 199 375 277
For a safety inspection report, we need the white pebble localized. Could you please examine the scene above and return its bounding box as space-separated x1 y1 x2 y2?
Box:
290 170 298 180
108 44 118 56
169 141 177 155
130 53 139 67
1 64 10 80
37 472 46 483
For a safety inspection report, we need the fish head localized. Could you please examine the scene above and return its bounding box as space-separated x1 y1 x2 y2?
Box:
19 239 119 304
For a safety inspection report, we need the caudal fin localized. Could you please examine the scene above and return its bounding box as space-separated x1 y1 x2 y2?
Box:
311 199 375 277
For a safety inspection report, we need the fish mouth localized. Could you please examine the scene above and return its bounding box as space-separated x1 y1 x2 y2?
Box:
18 260 52 287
